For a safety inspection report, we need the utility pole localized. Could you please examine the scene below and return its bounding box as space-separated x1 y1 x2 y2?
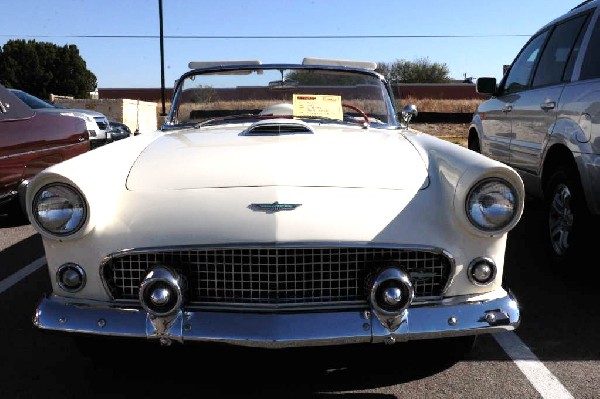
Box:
159 0 166 116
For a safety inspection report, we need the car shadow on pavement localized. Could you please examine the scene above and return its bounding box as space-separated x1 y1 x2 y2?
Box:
0 208 29 228
501 198 599 362
72 338 464 396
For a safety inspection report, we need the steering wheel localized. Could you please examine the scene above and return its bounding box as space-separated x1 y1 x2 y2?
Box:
342 102 369 124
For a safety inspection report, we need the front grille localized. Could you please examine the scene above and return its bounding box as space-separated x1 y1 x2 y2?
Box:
102 247 453 309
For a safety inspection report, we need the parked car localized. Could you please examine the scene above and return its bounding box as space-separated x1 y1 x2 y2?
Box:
0 83 89 217
107 120 131 141
28 58 524 357
469 0 600 268
8 88 112 149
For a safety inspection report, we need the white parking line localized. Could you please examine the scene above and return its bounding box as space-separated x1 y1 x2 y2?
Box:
0 256 46 295
494 331 574 399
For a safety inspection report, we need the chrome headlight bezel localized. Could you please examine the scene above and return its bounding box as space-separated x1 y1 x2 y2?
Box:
467 257 497 286
56 263 87 292
32 183 88 238
465 177 520 235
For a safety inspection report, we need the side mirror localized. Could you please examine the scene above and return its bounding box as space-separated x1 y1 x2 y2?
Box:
401 104 418 128
476 77 497 95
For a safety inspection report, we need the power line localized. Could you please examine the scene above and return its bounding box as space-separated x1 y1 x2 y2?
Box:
0 34 531 39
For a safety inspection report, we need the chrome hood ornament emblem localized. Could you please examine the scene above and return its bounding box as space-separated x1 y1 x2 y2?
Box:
250 201 302 213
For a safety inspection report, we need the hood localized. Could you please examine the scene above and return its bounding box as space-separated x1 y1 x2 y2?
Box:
36 107 105 118
126 122 428 190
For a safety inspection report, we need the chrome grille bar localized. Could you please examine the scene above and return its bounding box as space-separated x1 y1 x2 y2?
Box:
189 248 364 304
102 246 452 308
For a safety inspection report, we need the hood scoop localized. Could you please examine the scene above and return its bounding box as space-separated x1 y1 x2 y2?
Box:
242 119 314 136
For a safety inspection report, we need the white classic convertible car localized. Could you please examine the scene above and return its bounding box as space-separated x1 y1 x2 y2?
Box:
28 58 524 355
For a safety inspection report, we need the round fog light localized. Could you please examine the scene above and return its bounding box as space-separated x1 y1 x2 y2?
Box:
369 267 414 315
139 266 183 317
56 263 86 292
468 257 496 286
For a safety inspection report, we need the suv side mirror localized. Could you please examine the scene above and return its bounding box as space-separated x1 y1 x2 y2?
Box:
476 77 497 95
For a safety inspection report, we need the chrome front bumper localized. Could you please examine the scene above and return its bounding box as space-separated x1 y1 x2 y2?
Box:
33 291 520 348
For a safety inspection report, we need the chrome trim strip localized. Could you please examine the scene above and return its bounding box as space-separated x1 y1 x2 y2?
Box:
102 297 445 313
98 243 456 301
17 179 29 212
102 242 453 261
0 142 85 160
33 290 519 348
0 191 17 202
152 300 366 313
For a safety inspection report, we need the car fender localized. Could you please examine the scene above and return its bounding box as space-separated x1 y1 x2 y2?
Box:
468 113 483 148
542 115 595 179
469 113 483 135
542 115 600 214
402 130 524 236
545 115 595 154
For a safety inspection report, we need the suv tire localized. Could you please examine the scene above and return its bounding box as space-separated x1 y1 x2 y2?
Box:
543 164 588 268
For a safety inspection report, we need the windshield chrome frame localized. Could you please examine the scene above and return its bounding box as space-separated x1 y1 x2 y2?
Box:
163 64 399 130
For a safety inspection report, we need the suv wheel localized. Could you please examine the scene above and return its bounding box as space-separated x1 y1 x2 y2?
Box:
468 131 481 153
544 165 587 268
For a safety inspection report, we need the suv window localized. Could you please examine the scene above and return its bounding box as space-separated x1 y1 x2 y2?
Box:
532 13 589 87
581 13 600 80
563 13 591 81
503 31 548 94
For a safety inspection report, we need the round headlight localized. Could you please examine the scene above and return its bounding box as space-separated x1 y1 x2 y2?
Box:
466 178 517 232
33 183 87 236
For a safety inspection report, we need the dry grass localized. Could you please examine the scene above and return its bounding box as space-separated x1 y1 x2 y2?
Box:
160 98 482 116
396 96 483 113
397 97 475 147
410 123 469 147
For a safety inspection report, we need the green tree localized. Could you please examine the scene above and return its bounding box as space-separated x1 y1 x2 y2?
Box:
376 57 450 83
0 39 97 99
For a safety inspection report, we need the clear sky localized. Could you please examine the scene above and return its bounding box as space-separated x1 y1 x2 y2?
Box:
0 0 586 89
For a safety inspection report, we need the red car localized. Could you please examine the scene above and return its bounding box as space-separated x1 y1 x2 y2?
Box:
0 83 90 218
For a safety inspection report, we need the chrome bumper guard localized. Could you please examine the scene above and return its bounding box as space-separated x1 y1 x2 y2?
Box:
33 291 520 348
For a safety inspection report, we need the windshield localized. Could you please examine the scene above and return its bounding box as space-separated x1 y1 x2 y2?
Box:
166 66 398 129
9 89 57 109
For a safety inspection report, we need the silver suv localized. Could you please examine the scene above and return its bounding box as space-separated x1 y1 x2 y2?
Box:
469 0 600 268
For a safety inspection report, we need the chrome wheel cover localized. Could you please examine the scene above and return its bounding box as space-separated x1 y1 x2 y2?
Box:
548 183 574 256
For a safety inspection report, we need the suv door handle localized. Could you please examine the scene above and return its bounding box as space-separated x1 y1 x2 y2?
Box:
502 104 513 113
540 101 556 111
